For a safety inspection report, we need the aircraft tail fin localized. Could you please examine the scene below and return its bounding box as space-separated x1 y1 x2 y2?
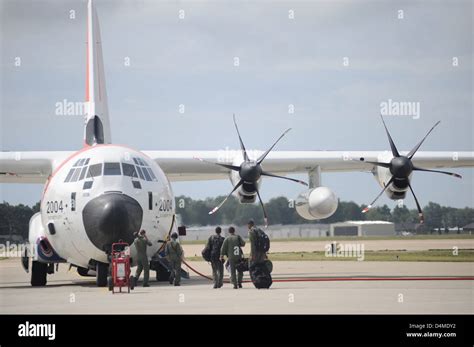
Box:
84 0 111 146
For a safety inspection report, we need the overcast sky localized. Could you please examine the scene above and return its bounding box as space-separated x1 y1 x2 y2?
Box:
0 0 473 209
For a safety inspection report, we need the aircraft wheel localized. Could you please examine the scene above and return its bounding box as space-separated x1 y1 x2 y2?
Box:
31 261 48 286
96 262 108 287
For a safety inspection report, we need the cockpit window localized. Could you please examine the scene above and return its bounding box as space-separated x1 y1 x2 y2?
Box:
122 163 138 177
73 158 90 167
88 163 102 177
65 157 92 182
70 168 81 182
104 162 121 176
64 169 75 182
65 157 156 183
132 157 156 181
142 167 152 181
136 166 145 180
145 167 157 181
79 166 88 181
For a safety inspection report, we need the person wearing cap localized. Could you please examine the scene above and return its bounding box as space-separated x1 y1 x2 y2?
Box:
248 219 266 268
132 229 152 287
165 232 184 286
220 226 245 289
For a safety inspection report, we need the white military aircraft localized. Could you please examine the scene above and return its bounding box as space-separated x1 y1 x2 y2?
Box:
1 0 473 287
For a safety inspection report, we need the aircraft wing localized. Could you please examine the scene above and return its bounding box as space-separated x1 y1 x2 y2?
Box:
1 150 471 184
143 150 474 182
0 151 73 183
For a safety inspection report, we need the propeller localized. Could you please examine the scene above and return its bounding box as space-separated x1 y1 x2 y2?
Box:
360 116 462 223
196 114 308 226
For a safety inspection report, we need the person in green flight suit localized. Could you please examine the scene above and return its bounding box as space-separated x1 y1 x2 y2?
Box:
220 226 245 289
165 232 184 286
206 226 225 289
248 219 266 268
133 229 152 287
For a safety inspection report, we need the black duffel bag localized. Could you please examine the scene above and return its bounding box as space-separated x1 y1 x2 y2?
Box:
236 258 249 272
249 262 272 289
201 245 211 262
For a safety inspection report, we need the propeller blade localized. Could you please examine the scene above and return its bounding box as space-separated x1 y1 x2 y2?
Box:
194 157 240 172
261 171 308 186
408 181 424 224
255 187 268 227
208 179 244 215
413 166 462 179
380 115 400 158
358 158 391 168
407 121 441 159
361 176 395 213
233 114 249 162
257 128 292 164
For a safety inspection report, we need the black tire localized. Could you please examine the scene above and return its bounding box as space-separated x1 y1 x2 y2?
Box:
31 261 48 286
96 262 108 287
130 276 135 290
107 276 113 291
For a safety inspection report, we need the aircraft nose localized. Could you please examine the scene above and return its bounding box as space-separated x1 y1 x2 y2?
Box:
82 193 143 252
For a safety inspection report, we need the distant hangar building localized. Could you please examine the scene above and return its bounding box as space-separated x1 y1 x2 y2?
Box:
329 221 395 237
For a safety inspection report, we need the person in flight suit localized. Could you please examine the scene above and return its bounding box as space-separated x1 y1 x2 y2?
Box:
206 226 225 289
220 226 246 289
165 232 184 286
248 219 266 268
133 229 152 287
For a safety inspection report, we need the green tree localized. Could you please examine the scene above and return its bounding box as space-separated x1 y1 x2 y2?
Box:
424 202 443 230
392 205 415 224
266 197 295 225
365 205 392 221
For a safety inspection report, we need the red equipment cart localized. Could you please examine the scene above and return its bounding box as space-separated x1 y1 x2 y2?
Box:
108 241 134 293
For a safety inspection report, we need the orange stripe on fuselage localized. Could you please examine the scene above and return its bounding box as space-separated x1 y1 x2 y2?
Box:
85 22 89 102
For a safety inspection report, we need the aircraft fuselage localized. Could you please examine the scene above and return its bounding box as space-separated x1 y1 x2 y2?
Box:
35 144 175 268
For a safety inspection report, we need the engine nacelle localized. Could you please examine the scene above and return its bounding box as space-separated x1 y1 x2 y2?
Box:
295 187 338 220
374 160 409 200
230 165 261 204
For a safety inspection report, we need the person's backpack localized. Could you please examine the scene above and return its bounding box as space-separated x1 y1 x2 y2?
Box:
210 235 224 261
250 262 272 289
201 244 211 262
255 228 270 253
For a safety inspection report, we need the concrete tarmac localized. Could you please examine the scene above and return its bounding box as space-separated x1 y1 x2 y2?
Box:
0 258 472 314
